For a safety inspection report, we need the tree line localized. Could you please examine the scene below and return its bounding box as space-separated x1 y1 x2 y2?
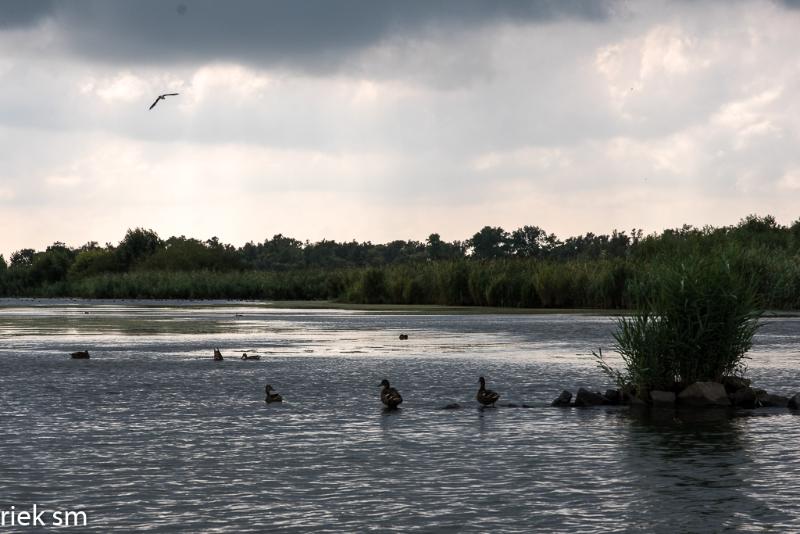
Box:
1 214 799 309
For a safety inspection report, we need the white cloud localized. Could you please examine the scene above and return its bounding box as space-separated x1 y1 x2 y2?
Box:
95 72 151 103
2 0 800 258
711 87 783 149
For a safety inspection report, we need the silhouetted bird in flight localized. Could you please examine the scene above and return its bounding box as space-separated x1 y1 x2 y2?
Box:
149 93 179 110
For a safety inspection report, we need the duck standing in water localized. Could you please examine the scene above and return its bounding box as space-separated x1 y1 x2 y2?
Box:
476 376 500 407
379 379 403 409
265 384 283 403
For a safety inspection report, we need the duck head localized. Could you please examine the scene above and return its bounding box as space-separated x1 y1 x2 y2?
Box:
478 376 486 387
265 384 273 392
379 379 390 388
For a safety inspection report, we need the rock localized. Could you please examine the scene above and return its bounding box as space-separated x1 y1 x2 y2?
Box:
677 382 731 407
604 389 622 405
551 390 572 407
757 392 789 408
731 387 757 409
628 395 648 406
574 388 607 407
721 376 752 394
789 394 800 410
650 390 676 406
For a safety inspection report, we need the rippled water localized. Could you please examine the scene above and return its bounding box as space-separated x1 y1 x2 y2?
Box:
1 301 800 532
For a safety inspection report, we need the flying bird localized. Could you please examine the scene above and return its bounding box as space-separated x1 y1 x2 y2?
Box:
149 93 179 110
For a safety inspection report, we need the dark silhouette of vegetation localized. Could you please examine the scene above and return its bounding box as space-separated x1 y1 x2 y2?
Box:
596 253 762 392
1 214 798 309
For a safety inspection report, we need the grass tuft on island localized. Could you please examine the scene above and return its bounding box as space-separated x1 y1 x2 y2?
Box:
587 252 791 411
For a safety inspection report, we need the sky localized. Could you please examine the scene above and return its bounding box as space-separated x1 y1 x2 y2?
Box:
1 0 800 257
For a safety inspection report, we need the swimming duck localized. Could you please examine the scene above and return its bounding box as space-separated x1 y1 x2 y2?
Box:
241 353 261 360
379 379 403 409
265 385 283 403
476 376 500 406
399 334 409 340
70 350 90 359
213 348 223 361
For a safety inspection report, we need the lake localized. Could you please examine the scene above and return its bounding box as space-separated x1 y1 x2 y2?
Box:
1 301 799 532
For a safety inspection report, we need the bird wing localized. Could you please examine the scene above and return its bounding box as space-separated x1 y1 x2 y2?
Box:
149 97 160 110
382 388 402 405
477 389 500 403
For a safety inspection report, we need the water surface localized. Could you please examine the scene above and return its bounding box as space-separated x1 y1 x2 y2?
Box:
1 302 799 532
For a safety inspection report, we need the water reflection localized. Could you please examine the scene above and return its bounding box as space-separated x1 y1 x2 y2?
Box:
621 407 796 531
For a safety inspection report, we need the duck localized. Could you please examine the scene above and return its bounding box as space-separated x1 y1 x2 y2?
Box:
213 348 224 361
379 379 403 409
399 333 409 340
70 350 90 359
241 352 261 360
476 376 500 406
265 384 283 403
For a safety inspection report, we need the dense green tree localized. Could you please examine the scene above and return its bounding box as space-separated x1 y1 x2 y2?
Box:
69 249 120 279
426 233 464 261
255 234 305 270
509 225 559 258
139 236 241 272
116 228 162 268
731 214 788 250
24 243 76 286
10 248 35 268
468 226 510 259
791 218 800 251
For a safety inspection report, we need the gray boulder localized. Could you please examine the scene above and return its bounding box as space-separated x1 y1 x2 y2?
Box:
721 375 751 394
677 382 731 407
757 392 789 408
731 387 757 408
574 388 607 407
551 390 572 407
604 389 622 405
650 390 676 406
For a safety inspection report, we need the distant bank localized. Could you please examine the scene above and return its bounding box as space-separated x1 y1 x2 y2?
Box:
2 215 799 310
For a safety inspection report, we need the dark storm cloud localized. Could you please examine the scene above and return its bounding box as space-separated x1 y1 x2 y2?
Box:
3 0 613 68
0 0 52 28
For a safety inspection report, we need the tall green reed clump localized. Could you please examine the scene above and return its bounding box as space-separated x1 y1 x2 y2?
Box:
596 254 762 392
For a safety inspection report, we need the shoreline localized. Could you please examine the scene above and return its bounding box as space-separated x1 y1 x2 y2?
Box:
1 297 798 317
0 297 620 315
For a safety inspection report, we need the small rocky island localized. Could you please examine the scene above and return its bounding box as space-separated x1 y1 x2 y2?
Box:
552 378 800 410
563 255 787 416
